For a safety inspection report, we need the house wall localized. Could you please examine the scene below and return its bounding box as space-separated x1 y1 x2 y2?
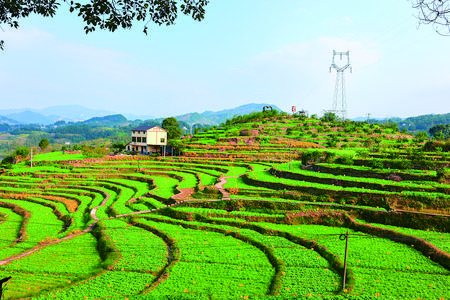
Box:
131 130 148 146
147 127 167 146
128 126 167 154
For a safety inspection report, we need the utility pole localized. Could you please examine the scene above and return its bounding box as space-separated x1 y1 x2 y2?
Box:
329 50 352 120
30 148 33 168
339 231 350 291
367 113 371 123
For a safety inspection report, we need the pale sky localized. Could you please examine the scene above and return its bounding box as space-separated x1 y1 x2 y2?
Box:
0 0 449 119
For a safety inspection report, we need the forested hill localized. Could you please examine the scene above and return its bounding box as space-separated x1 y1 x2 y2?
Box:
83 114 129 126
391 113 450 134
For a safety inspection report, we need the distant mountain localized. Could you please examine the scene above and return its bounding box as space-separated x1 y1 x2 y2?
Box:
5 110 56 125
0 105 116 124
83 114 129 126
0 115 19 125
174 103 284 125
36 105 115 121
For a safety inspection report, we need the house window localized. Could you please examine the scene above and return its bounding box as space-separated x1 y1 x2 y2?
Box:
137 137 142 142
143 137 146 143
132 137 136 142
160 138 165 143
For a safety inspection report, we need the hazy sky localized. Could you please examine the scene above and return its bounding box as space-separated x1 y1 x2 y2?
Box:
0 0 449 118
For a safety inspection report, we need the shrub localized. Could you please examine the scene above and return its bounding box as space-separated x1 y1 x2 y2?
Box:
368 159 384 169
0 155 14 169
301 153 308 165
436 168 449 183
286 127 294 135
388 159 412 170
324 151 336 163
326 136 338 148
335 155 354 165
14 146 30 158
81 145 109 158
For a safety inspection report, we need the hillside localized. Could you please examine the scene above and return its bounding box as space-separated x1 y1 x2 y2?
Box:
0 112 448 299
82 114 129 126
365 113 450 135
166 103 283 125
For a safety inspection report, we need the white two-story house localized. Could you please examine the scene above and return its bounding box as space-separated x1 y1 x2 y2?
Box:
126 125 167 154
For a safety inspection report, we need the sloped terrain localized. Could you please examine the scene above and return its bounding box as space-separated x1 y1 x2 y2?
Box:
0 114 449 299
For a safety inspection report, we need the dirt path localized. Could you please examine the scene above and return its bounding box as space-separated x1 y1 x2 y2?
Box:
215 176 238 200
171 188 194 201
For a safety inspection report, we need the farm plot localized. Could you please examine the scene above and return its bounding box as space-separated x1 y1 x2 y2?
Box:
0 199 64 260
356 220 450 254
106 178 151 198
0 112 448 299
139 218 275 299
0 233 102 299
149 175 179 199
258 223 450 299
237 229 341 297
0 207 22 249
102 218 168 274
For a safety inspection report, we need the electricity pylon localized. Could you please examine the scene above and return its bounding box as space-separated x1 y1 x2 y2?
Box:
329 50 352 120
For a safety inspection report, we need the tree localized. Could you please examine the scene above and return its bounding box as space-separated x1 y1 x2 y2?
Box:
429 124 450 139
162 117 182 140
0 0 209 50
415 131 429 142
321 112 338 122
412 0 450 35
14 146 29 158
39 138 49 151
1 155 14 169
111 141 126 152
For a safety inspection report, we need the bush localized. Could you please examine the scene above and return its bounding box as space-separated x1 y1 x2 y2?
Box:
388 159 412 170
81 146 109 158
368 159 384 169
324 151 336 163
436 168 449 183
0 155 14 169
14 146 30 158
335 155 354 165
301 153 308 165
326 136 338 148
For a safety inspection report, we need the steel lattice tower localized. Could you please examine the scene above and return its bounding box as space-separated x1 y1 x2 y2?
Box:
329 50 352 120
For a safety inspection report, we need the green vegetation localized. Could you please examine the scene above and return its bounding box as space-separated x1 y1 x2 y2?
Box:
0 112 448 299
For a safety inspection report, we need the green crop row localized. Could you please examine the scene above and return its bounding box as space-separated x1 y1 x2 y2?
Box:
356 219 450 254
0 199 64 260
140 218 274 298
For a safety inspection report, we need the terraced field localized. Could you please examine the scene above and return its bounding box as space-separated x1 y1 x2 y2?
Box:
0 114 448 299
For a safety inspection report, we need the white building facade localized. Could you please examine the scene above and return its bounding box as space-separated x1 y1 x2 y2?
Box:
126 125 167 154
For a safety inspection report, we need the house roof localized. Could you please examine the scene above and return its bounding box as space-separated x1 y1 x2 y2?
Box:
132 125 167 132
